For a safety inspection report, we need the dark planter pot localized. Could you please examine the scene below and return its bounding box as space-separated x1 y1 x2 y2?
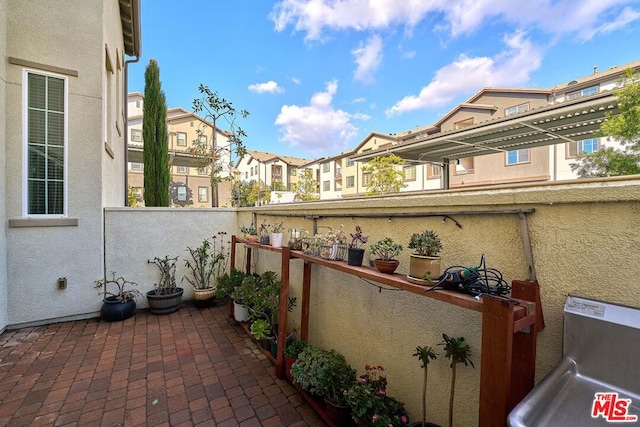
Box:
324 397 353 426
260 235 270 245
284 356 296 380
347 247 365 266
146 288 184 315
100 296 136 322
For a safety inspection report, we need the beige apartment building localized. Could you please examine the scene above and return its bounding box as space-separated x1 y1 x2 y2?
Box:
314 60 638 199
127 93 235 207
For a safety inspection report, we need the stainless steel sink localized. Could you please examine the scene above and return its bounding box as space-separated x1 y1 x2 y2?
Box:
508 296 640 426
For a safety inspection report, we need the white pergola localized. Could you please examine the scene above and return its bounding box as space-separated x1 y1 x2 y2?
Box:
353 90 620 188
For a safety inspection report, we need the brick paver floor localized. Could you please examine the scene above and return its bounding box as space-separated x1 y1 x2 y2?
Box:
0 302 326 426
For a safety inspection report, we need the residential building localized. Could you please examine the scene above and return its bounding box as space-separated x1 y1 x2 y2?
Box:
235 150 314 203
127 93 235 207
1 0 141 327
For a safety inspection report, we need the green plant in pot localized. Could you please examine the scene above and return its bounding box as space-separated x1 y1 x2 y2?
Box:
348 225 368 266
240 223 258 242
408 231 442 283
369 237 403 274
258 220 271 245
283 339 309 379
230 272 260 322
439 334 474 427
410 346 439 427
270 221 285 247
345 365 409 426
183 231 229 307
146 255 183 315
95 272 142 322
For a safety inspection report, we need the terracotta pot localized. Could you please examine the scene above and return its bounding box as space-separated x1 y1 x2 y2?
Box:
409 254 441 281
373 259 399 274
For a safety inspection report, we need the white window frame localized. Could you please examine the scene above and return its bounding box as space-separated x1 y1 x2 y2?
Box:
131 162 143 171
176 132 187 146
177 186 187 201
198 186 208 203
176 166 188 174
505 103 529 116
567 86 598 101
345 175 355 188
22 68 69 217
322 180 330 191
506 149 530 165
131 129 142 142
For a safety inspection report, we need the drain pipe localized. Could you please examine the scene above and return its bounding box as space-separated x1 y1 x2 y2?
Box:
124 55 140 206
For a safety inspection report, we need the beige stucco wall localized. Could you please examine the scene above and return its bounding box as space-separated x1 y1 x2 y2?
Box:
0 0 8 331
104 208 237 305
3 0 116 326
237 177 640 426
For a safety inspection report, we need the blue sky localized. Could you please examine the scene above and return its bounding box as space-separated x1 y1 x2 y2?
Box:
128 0 640 160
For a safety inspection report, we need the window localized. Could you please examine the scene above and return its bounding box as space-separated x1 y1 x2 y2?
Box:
290 168 297 176
568 138 600 157
198 187 208 202
427 164 441 179
322 163 330 173
176 166 188 174
403 166 416 182
250 167 254 177
322 180 330 191
131 187 142 200
362 173 371 186
131 162 143 171
346 175 355 188
566 86 597 101
176 132 187 146
505 103 529 116
24 70 67 215
177 186 187 201
506 149 530 165
347 158 355 166
454 118 474 129
455 158 475 175
198 134 206 144
131 129 142 142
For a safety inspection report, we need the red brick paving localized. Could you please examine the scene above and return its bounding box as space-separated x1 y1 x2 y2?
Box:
0 302 326 426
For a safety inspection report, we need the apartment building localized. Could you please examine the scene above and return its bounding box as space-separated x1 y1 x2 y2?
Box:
127 93 235 207
235 150 314 203
333 60 639 197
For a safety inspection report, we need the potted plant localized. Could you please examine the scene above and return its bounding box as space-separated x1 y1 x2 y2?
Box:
369 237 403 274
146 255 184 315
258 220 270 245
318 225 348 261
95 272 142 322
345 365 409 427
408 231 443 282
230 273 259 322
240 224 258 242
270 221 285 247
283 339 309 379
183 232 229 307
348 225 368 266
439 334 474 427
290 345 356 425
410 346 439 427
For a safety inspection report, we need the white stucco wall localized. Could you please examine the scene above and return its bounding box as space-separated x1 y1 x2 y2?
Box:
3 0 114 326
0 0 9 331
104 208 237 306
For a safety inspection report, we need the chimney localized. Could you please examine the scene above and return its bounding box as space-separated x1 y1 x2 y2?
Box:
594 66 598 74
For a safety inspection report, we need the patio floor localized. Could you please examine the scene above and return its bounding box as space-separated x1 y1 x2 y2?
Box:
0 302 326 427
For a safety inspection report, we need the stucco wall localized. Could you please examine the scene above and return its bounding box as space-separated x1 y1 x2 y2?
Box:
104 208 237 306
4 0 113 326
237 177 640 426
0 0 8 331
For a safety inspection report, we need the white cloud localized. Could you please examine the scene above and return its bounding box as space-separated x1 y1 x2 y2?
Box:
274 80 370 154
270 0 639 41
352 35 383 84
248 81 284 94
386 31 542 116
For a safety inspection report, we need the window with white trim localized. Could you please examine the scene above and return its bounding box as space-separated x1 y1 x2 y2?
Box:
25 70 67 215
346 175 355 188
362 173 371 186
568 138 599 157
566 86 597 101
131 129 142 142
505 103 529 116
506 149 530 165
347 158 355 166
177 186 187 201
322 180 330 191
198 187 208 202
322 163 330 173
131 162 143 171
403 165 416 181
176 166 188 174
177 132 187 146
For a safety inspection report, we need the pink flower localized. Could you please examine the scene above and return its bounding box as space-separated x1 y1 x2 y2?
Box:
372 414 378 422
378 389 386 395
401 416 408 423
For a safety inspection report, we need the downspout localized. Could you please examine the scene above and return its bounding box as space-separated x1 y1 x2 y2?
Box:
124 55 140 205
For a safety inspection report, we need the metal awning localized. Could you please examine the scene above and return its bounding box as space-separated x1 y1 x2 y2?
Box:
127 146 210 168
353 90 620 164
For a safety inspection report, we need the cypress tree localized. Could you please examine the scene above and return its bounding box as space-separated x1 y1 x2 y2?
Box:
143 59 170 206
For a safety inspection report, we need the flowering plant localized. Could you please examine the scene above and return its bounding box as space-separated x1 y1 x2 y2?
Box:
349 225 369 249
345 365 409 426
